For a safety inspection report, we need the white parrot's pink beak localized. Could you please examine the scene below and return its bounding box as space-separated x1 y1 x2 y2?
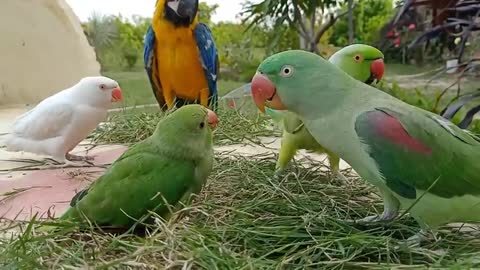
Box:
111 87 123 102
207 109 218 130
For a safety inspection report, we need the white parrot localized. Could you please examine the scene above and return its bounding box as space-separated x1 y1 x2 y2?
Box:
4 76 123 164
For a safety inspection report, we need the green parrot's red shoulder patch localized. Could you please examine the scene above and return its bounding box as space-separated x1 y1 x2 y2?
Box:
361 109 432 154
355 107 480 200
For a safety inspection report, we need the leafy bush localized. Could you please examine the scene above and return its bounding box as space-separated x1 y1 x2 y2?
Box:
330 0 394 46
375 81 480 134
375 81 434 111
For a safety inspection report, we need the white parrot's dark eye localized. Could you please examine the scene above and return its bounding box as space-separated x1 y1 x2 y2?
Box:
99 84 107 90
280 65 294 77
199 122 205 129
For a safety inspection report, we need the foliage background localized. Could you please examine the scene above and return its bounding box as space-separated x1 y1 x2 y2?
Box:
82 1 396 81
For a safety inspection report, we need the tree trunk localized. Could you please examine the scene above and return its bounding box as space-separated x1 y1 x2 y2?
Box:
295 8 349 53
347 0 354 44
299 34 307 50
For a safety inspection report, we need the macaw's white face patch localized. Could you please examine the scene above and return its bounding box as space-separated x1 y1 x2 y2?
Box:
167 0 180 12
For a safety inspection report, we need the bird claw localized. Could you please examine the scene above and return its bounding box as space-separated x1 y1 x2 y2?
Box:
273 168 284 179
66 153 95 162
48 160 87 169
346 211 397 225
331 171 349 184
396 230 433 248
353 214 384 224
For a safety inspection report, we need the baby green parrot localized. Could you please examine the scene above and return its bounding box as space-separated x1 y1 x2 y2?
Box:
60 104 218 229
251 50 480 244
264 44 385 180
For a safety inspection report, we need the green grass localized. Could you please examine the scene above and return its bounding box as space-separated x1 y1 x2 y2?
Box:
2 67 480 268
92 106 275 146
103 71 245 108
2 106 480 268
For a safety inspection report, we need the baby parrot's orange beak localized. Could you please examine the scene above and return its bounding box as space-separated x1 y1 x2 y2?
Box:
251 73 286 113
207 109 218 130
370 58 385 81
111 87 123 102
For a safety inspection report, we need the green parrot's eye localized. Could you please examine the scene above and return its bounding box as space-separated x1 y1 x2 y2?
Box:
354 54 363 62
199 122 205 129
280 65 294 78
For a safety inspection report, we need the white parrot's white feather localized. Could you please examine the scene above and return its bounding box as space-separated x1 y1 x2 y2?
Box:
4 76 120 162
12 103 74 141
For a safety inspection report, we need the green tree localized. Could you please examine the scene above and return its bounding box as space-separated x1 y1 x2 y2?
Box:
113 15 149 70
330 0 393 46
198 2 219 24
241 0 348 53
84 14 153 71
82 12 118 71
210 21 298 81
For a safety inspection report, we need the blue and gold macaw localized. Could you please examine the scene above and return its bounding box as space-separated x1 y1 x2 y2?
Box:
144 0 219 111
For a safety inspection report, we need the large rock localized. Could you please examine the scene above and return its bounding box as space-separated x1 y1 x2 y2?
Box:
0 0 100 106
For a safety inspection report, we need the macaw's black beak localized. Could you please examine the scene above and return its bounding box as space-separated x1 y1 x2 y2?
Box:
177 0 198 24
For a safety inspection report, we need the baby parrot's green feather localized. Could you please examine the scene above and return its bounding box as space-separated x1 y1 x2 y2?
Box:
60 104 217 229
264 44 385 181
251 49 480 244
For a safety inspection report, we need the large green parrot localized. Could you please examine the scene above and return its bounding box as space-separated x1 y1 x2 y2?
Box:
59 104 218 229
265 44 385 180
251 50 480 244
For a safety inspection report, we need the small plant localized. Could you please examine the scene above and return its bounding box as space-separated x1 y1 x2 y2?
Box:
376 80 480 133
122 48 139 70
375 81 434 111
383 0 480 128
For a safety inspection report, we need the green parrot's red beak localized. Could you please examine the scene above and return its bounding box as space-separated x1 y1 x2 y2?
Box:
207 109 218 130
371 58 385 81
251 73 287 113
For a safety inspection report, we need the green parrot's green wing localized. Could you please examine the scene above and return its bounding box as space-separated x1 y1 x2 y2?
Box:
63 140 198 226
354 107 480 200
68 140 158 207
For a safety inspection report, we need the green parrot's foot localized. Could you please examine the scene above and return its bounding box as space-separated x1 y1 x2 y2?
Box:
274 167 285 178
397 229 434 247
66 153 95 162
331 171 349 184
352 210 398 224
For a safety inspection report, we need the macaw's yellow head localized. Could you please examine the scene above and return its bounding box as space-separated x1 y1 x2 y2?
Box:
157 0 199 26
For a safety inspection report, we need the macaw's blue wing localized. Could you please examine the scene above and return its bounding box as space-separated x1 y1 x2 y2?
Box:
194 23 219 111
144 25 166 109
